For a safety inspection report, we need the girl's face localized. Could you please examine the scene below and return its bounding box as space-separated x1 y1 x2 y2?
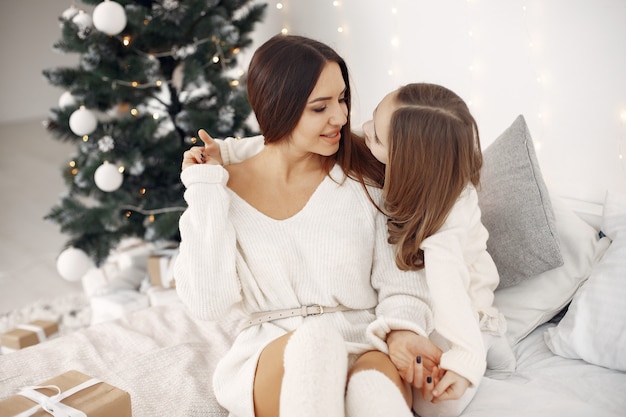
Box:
289 62 348 156
362 90 396 164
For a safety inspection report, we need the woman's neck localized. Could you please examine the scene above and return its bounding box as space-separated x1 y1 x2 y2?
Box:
257 142 326 184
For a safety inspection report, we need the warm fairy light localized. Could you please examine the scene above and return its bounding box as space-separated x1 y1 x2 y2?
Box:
155 80 162 86
276 2 283 9
232 47 241 54
140 188 146 195
212 56 220 63
149 214 155 223
230 80 240 86
153 113 160 119
125 211 132 218
118 166 125 174
337 27 344 33
82 136 89 142
123 36 131 46
333 1 340 6
281 28 289 35
190 136 197 144
131 81 138 87
69 161 76 167
130 108 138 116
71 168 78 175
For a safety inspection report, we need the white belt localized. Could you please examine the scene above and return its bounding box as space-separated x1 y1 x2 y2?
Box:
242 305 353 329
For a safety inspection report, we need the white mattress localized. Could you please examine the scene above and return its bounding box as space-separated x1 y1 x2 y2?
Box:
0 303 624 416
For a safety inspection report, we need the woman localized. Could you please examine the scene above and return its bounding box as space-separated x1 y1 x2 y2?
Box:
175 34 439 417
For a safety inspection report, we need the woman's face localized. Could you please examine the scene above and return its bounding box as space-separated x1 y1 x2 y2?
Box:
289 62 348 156
362 90 396 165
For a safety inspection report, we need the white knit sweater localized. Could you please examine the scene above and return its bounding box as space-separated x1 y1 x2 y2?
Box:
174 162 434 417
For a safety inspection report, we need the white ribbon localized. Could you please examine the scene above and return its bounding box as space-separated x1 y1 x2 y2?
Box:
12 378 102 417
16 324 47 343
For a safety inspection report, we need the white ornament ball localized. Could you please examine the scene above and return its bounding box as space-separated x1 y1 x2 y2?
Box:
93 1 127 36
94 162 124 192
58 91 77 109
72 10 93 30
62 5 80 22
56 247 93 282
69 107 98 136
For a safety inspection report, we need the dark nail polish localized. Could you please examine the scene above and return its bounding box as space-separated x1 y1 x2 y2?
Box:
427 376 432 384
416 356 422 364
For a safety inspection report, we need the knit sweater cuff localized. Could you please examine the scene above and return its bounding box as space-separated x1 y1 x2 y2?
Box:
366 316 430 354
180 164 228 187
440 348 486 387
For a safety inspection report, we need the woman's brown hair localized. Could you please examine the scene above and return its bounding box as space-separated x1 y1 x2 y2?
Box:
384 83 483 270
246 34 384 187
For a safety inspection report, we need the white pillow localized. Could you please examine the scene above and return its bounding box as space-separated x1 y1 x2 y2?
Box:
493 195 610 345
544 190 626 370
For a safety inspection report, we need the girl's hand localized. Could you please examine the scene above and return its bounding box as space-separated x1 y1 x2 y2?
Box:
431 370 470 403
387 330 442 393
181 129 223 171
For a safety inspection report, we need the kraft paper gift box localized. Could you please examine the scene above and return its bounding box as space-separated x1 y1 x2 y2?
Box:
1 320 59 354
147 248 178 288
0 370 131 417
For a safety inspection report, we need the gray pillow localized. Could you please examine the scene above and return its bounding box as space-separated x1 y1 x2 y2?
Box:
478 115 563 288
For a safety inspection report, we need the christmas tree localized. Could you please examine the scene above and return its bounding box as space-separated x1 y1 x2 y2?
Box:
43 0 266 274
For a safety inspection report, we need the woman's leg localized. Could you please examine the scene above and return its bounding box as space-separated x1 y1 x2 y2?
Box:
253 320 348 417
345 350 414 417
253 331 291 417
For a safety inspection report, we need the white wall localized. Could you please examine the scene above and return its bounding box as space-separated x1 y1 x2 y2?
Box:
0 0 85 124
2 0 624 204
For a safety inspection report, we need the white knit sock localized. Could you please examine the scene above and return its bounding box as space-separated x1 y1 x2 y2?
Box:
345 369 414 417
279 319 348 417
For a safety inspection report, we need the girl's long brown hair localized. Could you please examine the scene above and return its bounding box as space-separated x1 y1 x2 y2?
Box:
384 83 482 270
247 34 384 187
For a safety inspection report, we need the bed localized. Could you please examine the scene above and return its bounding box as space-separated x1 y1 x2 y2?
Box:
1 115 625 416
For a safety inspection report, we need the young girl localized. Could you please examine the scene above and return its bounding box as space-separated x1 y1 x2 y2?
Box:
363 83 516 416
175 35 441 417
210 82 516 416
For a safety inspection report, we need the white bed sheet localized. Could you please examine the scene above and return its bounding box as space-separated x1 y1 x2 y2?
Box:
1 304 624 417
462 322 626 417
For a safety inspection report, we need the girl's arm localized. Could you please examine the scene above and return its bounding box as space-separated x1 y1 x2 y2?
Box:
420 189 487 387
173 164 241 320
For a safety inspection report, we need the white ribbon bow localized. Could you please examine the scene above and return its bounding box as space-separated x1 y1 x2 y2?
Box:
13 378 102 417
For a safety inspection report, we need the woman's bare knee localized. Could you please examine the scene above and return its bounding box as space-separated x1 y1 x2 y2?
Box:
350 350 413 406
253 332 292 417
